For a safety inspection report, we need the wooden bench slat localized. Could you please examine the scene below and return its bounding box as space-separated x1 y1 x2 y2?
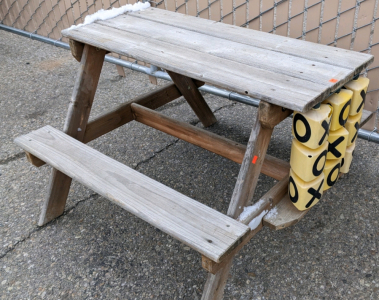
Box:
14 126 250 263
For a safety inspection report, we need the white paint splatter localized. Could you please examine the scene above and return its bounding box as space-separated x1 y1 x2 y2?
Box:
68 2 151 30
248 210 267 230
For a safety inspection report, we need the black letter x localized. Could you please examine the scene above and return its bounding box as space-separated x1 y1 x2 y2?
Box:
328 136 344 158
357 90 366 113
306 179 324 208
318 119 330 146
352 122 359 143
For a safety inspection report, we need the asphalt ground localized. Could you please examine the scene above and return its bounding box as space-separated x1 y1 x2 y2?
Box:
0 29 379 300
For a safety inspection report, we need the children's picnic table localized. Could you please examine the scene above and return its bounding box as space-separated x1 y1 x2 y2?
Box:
15 7 374 299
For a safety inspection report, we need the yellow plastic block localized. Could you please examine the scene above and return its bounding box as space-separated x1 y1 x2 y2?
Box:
326 127 349 160
290 139 328 182
289 169 325 211
344 111 362 146
344 77 369 116
292 104 332 149
322 89 352 131
340 142 356 174
323 159 342 191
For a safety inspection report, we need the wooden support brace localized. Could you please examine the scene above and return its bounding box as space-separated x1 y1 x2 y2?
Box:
69 39 84 62
116 65 126 77
167 70 217 127
228 102 292 219
38 44 107 226
131 103 290 180
201 101 291 299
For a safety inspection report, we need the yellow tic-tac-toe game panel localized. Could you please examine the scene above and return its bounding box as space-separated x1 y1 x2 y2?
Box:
292 104 332 149
323 159 342 191
322 89 352 131
290 139 328 182
327 127 349 160
289 169 325 211
344 77 369 116
340 142 356 174
345 111 362 146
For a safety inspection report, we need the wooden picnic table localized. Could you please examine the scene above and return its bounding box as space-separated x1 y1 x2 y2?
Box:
15 7 374 299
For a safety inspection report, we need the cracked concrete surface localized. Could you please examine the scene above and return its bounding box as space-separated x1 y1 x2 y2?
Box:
1 28 379 300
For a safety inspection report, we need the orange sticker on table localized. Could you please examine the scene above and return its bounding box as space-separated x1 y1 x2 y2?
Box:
329 78 338 83
252 155 258 164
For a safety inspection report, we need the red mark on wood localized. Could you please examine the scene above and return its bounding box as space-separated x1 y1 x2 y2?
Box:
329 78 338 83
252 155 258 164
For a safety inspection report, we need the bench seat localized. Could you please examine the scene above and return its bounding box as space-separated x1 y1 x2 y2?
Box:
14 126 250 263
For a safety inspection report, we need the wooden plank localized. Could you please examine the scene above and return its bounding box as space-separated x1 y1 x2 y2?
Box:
167 71 217 127
128 8 372 70
131 103 290 180
262 194 309 230
38 45 107 226
15 125 250 263
98 16 354 88
63 23 342 112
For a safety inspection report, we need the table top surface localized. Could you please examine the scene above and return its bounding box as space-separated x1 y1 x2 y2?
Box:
62 7 373 112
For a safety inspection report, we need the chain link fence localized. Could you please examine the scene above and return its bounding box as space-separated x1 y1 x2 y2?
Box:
1 0 378 129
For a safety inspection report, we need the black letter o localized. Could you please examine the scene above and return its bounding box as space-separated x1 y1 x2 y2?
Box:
293 114 311 143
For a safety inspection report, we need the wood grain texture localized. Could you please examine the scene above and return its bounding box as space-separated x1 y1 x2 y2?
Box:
69 39 84 62
262 194 309 230
15 125 250 263
167 71 217 127
38 45 106 226
25 151 45 167
129 8 372 70
131 103 290 180
227 102 282 218
99 16 352 87
61 7 374 112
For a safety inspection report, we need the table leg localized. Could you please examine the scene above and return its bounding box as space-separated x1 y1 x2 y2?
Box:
167 71 217 127
38 44 107 226
201 101 291 299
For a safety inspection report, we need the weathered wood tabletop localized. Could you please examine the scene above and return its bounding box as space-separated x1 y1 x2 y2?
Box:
62 7 373 112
